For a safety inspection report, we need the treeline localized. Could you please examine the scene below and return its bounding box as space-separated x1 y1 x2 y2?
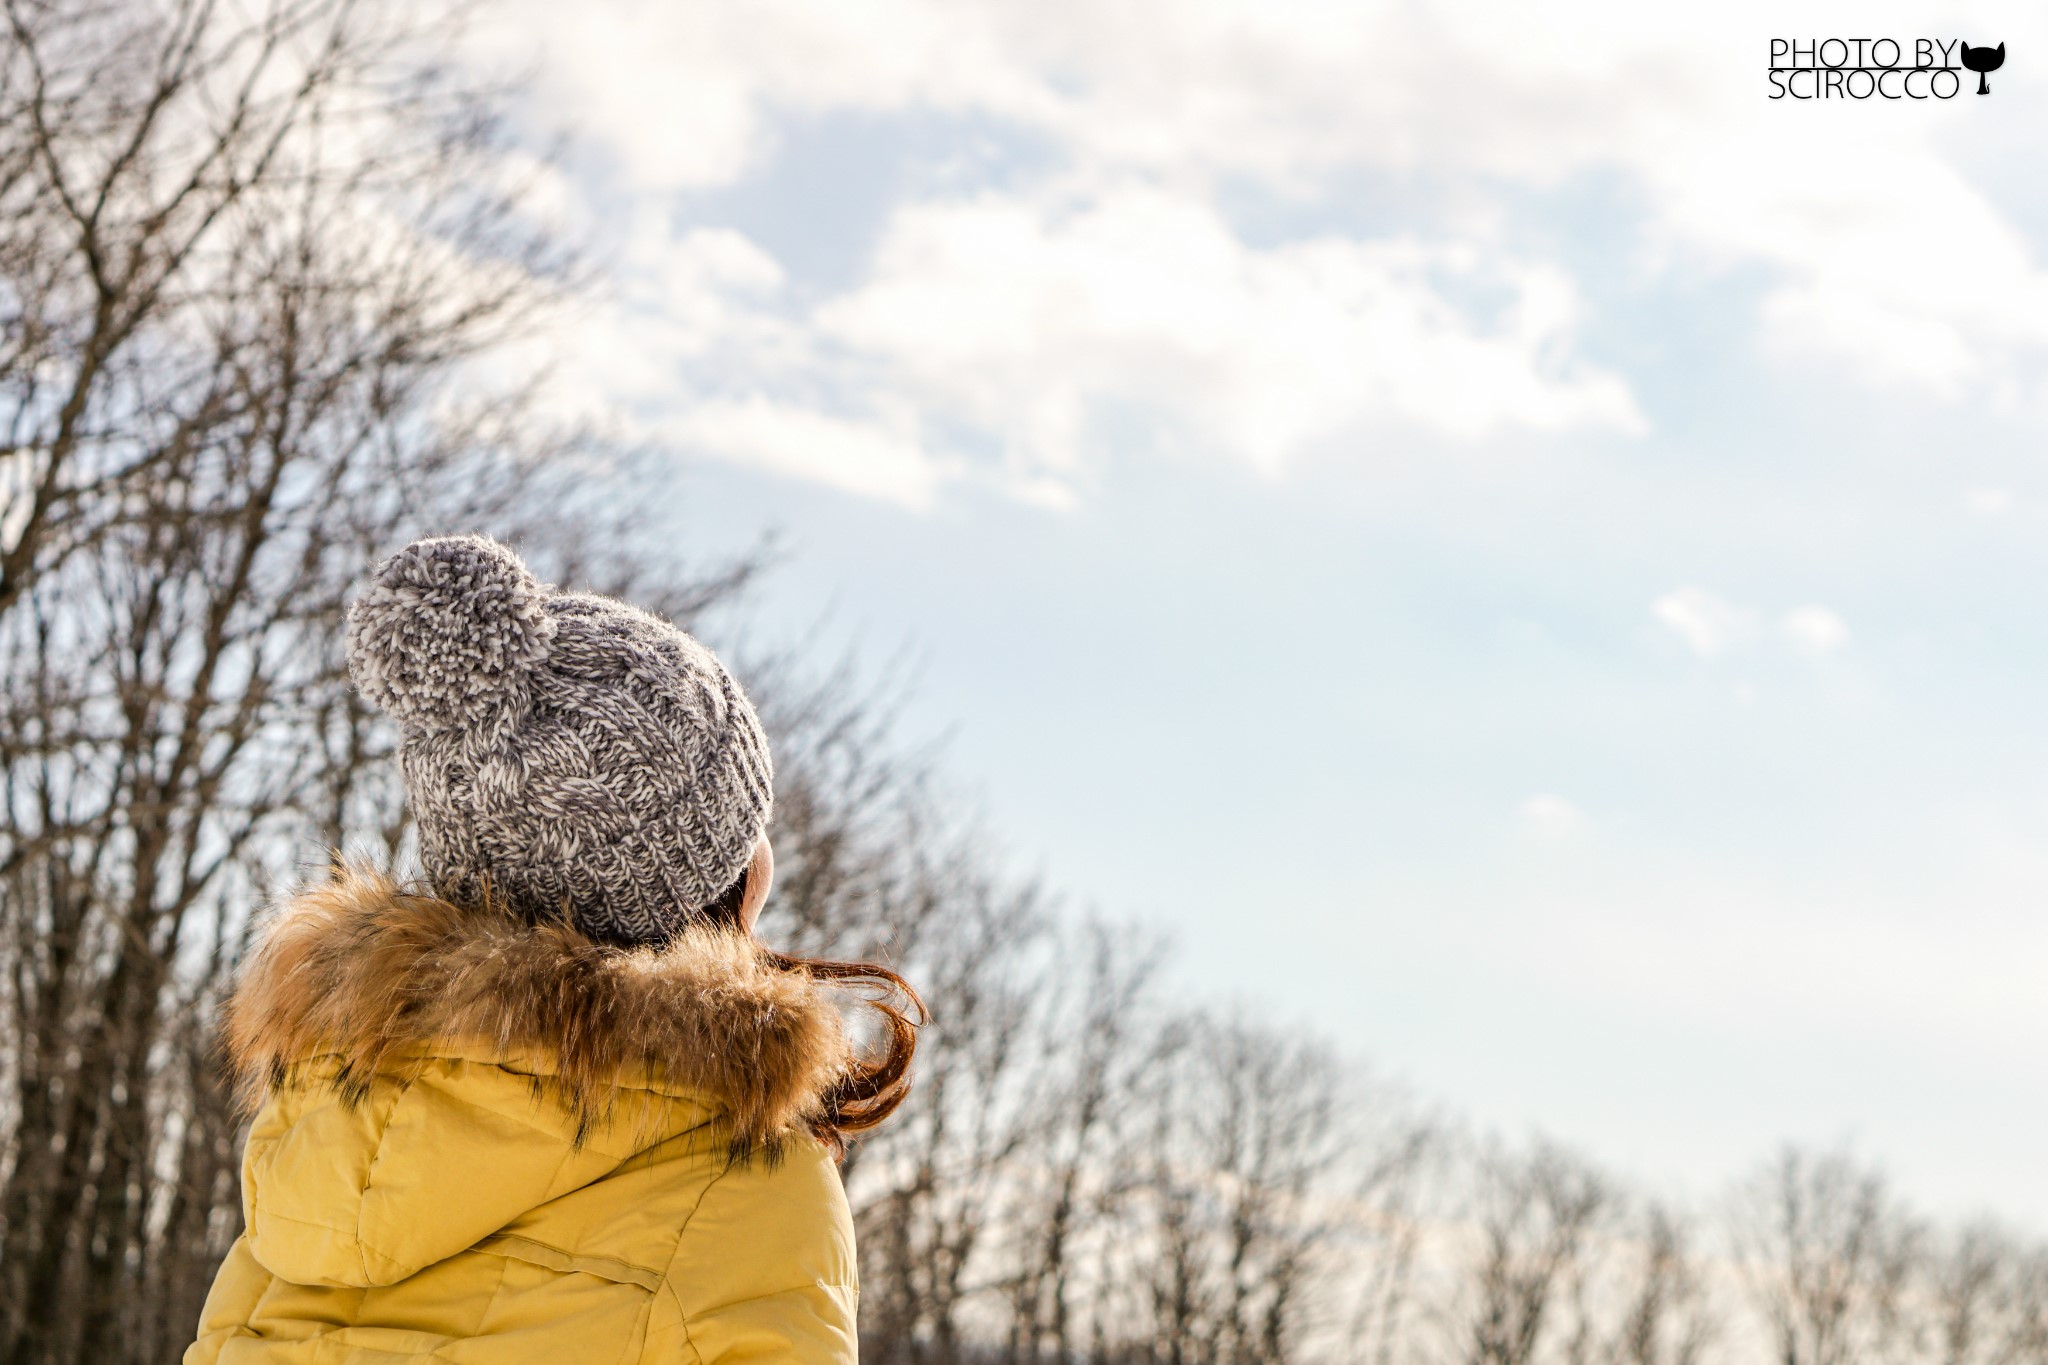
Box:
0 2 2043 1363
839 871 2048 1364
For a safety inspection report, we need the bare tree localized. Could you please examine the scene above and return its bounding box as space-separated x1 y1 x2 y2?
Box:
1599 1206 1716 1365
1731 1147 1921 1365
0 3 741 1360
1336 1109 1449 1365
849 858 1055 1365
1921 1222 2048 1365
999 916 1167 1365
1459 1140 1612 1365
1110 1011 1353 1365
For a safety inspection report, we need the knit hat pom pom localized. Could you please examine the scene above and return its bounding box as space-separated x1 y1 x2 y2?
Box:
346 534 556 731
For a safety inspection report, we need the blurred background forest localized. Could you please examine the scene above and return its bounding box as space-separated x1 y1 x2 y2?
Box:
2 2 2046 1363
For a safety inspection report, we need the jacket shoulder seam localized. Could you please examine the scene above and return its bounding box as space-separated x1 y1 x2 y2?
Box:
352 1075 415 1281
687 1278 860 1316
477 1233 663 1290
655 1154 739 1365
242 1204 359 1241
665 1280 707 1365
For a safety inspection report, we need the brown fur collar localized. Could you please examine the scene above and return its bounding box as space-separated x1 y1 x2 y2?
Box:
226 868 852 1148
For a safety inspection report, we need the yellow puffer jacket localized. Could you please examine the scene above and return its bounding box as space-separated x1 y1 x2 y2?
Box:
185 872 863 1363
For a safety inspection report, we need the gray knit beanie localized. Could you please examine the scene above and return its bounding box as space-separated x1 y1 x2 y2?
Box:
344 534 774 946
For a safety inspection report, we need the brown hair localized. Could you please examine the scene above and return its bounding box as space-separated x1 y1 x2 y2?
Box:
699 865 927 1159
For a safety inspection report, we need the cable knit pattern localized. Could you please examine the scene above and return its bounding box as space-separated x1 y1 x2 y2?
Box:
345 535 773 945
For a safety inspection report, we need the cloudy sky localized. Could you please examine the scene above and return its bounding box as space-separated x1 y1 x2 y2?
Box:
474 0 2048 1222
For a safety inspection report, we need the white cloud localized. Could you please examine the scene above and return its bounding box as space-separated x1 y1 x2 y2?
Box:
816 188 1644 481
470 8 768 191
531 186 1642 504
1653 594 1852 661
1515 793 1590 838
473 0 2048 500
1653 587 1752 658
669 398 947 508
1965 487 2016 516
1780 606 1851 656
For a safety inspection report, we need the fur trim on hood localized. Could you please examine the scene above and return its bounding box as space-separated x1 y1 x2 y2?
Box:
225 868 854 1149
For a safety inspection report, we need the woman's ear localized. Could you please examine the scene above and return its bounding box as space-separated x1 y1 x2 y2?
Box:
738 836 774 936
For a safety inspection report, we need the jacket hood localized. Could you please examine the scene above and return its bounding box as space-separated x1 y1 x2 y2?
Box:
228 868 854 1145
224 869 857 1289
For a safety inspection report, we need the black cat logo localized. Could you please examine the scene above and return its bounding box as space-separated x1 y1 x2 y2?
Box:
1960 41 2005 95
